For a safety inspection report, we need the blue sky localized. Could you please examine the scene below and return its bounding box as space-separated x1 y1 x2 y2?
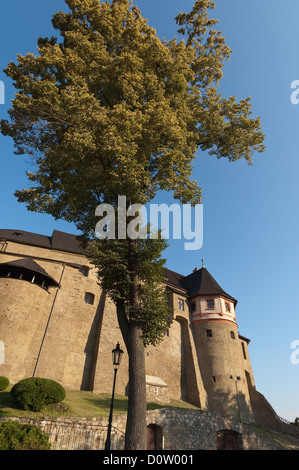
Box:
1 0 299 422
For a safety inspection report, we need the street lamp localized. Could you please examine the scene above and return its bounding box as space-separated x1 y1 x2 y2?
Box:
105 342 124 450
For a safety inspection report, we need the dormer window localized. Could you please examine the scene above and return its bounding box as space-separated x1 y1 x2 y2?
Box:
0 259 59 291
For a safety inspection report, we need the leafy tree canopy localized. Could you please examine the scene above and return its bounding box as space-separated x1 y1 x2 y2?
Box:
1 0 265 346
1 0 265 234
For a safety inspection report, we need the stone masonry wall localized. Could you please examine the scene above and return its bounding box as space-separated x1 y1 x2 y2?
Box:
0 408 291 450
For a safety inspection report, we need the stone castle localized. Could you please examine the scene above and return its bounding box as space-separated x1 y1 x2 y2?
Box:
0 228 281 429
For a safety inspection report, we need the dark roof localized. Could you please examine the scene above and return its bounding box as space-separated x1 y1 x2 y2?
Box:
163 268 186 292
0 229 87 255
0 258 59 286
179 267 237 304
0 229 236 302
51 230 87 254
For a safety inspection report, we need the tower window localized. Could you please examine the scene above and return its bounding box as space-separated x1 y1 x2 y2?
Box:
242 342 247 360
206 300 214 309
84 292 95 305
225 302 231 312
206 329 213 338
190 302 196 312
230 331 235 339
178 298 185 311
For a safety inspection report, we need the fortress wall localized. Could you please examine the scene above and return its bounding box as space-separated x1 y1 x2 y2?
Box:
0 277 54 382
0 241 105 390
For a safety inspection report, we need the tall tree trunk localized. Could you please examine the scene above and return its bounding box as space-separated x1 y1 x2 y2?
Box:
125 321 147 450
117 238 147 450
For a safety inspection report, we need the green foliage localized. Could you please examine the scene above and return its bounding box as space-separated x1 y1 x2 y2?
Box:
0 377 9 391
1 0 264 233
0 421 51 450
10 378 66 412
88 233 172 346
0 0 265 350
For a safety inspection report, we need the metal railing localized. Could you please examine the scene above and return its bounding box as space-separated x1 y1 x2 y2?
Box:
278 416 292 426
40 421 125 450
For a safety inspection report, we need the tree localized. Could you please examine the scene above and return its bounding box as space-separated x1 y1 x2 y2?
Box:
1 0 265 449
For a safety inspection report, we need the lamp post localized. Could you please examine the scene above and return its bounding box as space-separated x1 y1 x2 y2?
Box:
105 342 124 451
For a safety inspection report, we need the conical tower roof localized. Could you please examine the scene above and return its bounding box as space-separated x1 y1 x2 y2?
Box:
179 266 237 305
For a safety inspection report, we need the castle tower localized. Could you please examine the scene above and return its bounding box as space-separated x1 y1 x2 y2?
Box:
180 263 255 423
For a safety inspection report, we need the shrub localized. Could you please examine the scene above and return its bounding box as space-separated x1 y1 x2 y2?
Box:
10 377 65 412
0 377 9 391
0 421 51 450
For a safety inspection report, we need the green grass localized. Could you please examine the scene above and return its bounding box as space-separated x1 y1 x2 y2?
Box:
0 387 198 419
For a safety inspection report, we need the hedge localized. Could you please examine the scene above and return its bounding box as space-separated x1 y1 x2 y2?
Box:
0 377 9 391
0 421 51 450
10 377 65 412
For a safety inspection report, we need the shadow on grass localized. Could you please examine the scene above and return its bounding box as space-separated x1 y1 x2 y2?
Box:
81 394 170 415
81 393 129 415
0 391 21 416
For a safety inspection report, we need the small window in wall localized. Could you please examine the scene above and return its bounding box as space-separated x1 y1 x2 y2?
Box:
230 331 235 339
225 302 231 312
79 266 89 277
206 299 214 309
242 342 247 360
212 376 216 382
190 302 196 312
206 329 212 338
178 298 185 311
84 292 95 305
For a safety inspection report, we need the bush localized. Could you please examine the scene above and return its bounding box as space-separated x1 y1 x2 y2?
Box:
10 377 65 412
0 421 51 450
0 377 9 391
